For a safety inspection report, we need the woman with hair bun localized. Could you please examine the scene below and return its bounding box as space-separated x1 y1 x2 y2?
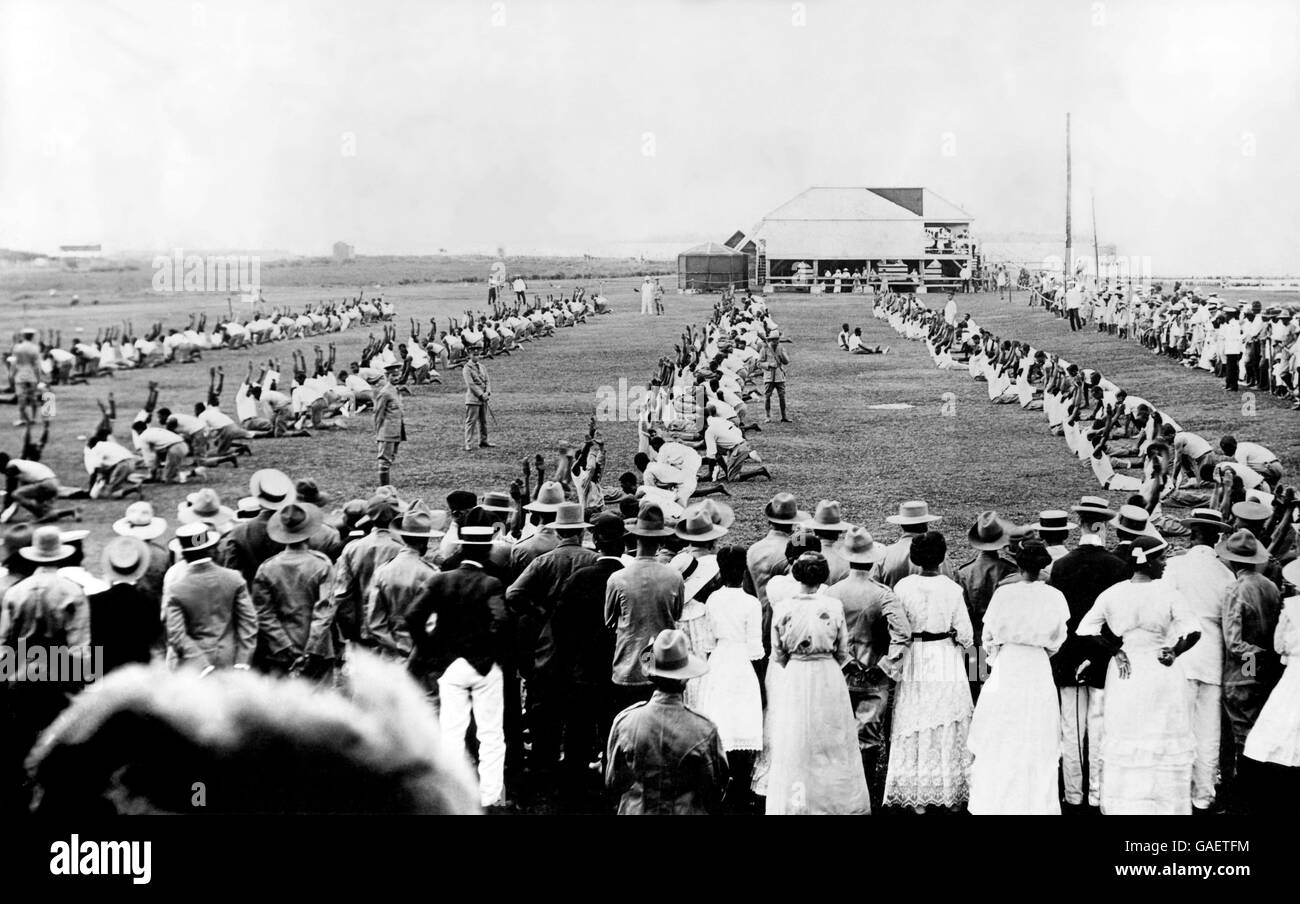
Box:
1076 533 1201 814
883 530 974 812
967 540 1071 814
763 552 871 815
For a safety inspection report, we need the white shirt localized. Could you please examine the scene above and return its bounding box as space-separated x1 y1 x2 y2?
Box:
1162 545 1234 684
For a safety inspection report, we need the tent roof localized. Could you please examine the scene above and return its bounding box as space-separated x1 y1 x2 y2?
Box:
759 187 973 223
679 241 744 256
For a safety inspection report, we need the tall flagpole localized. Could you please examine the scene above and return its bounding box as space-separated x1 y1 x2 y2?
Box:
1065 113 1072 281
1092 193 1101 288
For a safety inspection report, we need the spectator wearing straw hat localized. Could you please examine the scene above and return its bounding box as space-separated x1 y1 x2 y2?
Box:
671 502 731 708
89 536 162 675
218 469 296 585
251 502 336 679
177 487 236 535
1162 507 1236 812
606 502 685 715
605 628 727 815
509 481 566 574
113 500 170 607
1048 495 1127 812
1231 499 1288 593
1026 510 1075 576
365 502 445 662
164 522 257 673
823 526 909 809
877 500 949 589
1217 528 1283 810
405 522 510 809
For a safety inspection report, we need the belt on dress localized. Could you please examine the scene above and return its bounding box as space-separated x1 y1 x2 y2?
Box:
912 631 952 642
789 652 833 661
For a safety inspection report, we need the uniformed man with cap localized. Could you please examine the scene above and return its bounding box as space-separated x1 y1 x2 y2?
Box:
373 359 406 487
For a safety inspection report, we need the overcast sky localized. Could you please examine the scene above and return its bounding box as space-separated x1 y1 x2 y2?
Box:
2 0 1297 274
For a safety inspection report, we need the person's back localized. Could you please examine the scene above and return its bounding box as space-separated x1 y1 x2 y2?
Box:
606 690 727 814
165 559 254 668
606 555 684 687
1047 543 1127 686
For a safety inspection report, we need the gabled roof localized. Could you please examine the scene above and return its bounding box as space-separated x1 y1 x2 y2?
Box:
919 190 973 223
680 241 744 256
761 187 973 223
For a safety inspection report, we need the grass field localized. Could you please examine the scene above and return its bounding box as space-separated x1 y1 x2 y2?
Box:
3 275 1299 568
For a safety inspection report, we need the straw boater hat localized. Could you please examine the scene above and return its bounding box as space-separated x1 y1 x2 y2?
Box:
810 500 853 534
1113 504 1160 539
392 501 446 539
675 505 730 543
626 501 675 538
887 500 942 526
100 535 150 584
551 502 590 531
840 526 887 565
479 491 515 514
266 502 323 545
1231 500 1272 524
1071 495 1116 521
236 496 261 520
524 482 566 513
458 524 496 545
639 629 708 681
1215 529 1270 566
250 469 295 511
1181 507 1232 532
178 488 236 530
19 526 74 564
174 522 220 556
763 492 810 525
113 501 167 541
1027 510 1077 533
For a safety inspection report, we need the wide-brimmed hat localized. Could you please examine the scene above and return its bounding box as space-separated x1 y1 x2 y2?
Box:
968 511 1014 550
675 505 730 542
174 522 220 555
591 511 626 542
524 482 566 513
479 491 514 513
19 526 74 564
840 526 887 565
295 479 331 506
1231 500 1272 523
626 501 675 537
266 502 323 545
1071 495 1116 521
113 501 167 541
639 629 708 680
887 500 941 526
250 468 295 511
810 500 853 533
1113 504 1159 538
1215 528 1270 565
763 492 810 525
458 525 496 545
1181 508 1232 532
235 496 261 520
178 487 236 529
694 498 735 530
392 501 447 539
446 490 477 512
1026 510 1077 532
101 535 150 584
551 502 590 531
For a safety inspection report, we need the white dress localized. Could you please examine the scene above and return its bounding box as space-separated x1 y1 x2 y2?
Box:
695 587 764 752
1077 578 1199 814
883 574 974 808
1245 597 1300 767
967 581 1069 814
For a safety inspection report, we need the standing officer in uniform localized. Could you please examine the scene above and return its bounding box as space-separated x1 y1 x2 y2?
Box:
463 348 496 451
373 360 406 486
757 330 790 423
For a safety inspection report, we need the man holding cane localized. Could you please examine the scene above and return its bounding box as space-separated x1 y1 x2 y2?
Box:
374 360 406 486
463 347 496 451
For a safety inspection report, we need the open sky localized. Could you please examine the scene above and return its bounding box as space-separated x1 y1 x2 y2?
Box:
2 0 1297 274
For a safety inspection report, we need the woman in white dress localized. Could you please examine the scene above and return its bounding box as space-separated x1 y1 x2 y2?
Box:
1077 534 1201 815
765 552 871 815
696 546 764 791
1243 559 1300 813
883 530 974 812
671 503 730 707
967 540 1070 814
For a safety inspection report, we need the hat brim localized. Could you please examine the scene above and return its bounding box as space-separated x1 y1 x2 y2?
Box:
765 508 811 525
1071 505 1117 520
113 517 167 541
887 514 941 525
523 501 565 513
675 525 729 542
810 520 854 533
266 522 321 545
178 506 236 527
968 536 1010 551
552 521 592 531
1180 517 1232 531
101 555 150 584
1026 521 1078 532
844 546 887 565
1215 547 1270 565
479 503 515 513
20 544 74 563
626 523 675 538
641 651 709 680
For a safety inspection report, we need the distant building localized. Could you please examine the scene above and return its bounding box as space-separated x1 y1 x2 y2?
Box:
333 241 355 262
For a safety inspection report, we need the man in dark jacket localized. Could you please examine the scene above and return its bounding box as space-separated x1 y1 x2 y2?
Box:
550 512 625 806
1048 496 1128 812
605 629 727 815
218 469 295 584
404 525 510 809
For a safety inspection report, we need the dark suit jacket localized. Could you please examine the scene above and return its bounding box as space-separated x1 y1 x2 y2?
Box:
1048 544 1129 687
549 557 624 685
218 511 282 585
404 563 508 680
88 583 162 674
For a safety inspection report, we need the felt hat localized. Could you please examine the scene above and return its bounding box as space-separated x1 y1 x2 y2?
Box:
479 491 515 513
551 502 590 531
392 501 447 539
626 501 675 538
590 511 625 543
639 629 708 680
113 501 167 541
101 535 150 584
178 488 236 529
810 500 853 533
266 502 323 545
840 526 887 565
19 526 74 564
967 511 1014 550
1215 528 1270 565
675 505 729 543
295 479 330 506
524 482 566 513
887 500 941 526
763 492 810 525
